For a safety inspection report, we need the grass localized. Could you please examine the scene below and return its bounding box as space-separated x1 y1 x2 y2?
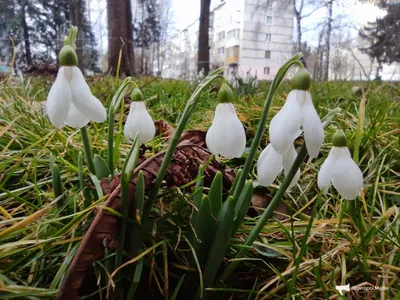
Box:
0 74 399 299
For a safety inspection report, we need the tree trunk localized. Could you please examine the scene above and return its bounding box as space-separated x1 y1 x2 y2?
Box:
323 0 333 81
20 1 32 67
375 59 382 79
198 0 211 75
107 0 135 76
68 0 85 72
293 0 306 67
140 0 145 74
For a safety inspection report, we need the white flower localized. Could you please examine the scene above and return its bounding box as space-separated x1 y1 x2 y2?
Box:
252 78 259 88
243 72 250 84
228 72 235 85
124 101 155 144
46 66 106 129
206 103 246 159
257 143 300 188
317 147 363 200
232 79 239 89
269 90 324 158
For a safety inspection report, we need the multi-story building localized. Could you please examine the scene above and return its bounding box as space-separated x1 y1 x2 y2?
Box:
161 0 294 80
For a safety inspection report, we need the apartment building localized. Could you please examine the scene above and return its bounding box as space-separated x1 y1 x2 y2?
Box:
161 0 294 80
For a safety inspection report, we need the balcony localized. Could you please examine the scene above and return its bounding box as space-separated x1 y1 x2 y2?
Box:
225 46 240 64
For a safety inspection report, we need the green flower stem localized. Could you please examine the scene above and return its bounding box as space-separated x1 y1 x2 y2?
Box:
221 143 308 281
107 112 115 172
231 53 304 202
107 77 136 172
115 133 140 293
80 126 95 174
142 67 225 223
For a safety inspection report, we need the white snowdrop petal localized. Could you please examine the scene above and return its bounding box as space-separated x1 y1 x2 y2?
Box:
317 147 340 194
331 147 363 200
46 67 71 128
257 144 283 187
205 125 219 155
301 91 324 158
64 103 90 128
123 102 155 144
283 144 300 188
206 103 246 159
69 67 107 123
243 74 249 84
269 90 302 154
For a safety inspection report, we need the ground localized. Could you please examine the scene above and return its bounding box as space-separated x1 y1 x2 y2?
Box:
0 75 399 299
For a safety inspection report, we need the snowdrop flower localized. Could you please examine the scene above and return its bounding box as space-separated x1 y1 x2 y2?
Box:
243 72 250 84
46 38 106 129
257 143 300 188
318 130 363 200
124 88 155 144
232 79 240 89
252 77 259 88
269 68 324 158
228 72 235 85
206 83 246 159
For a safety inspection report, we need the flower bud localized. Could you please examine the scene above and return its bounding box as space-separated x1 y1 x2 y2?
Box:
131 88 144 102
292 68 311 91
218 83 233 103
59 45 78 66
332 130 347 147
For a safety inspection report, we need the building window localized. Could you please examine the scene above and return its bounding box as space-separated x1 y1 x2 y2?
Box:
266 16 272 24
265 50 271 59
218 31 225 41
218 47 225 55
227 29 240 39
266 33 271 42
264 67 270 75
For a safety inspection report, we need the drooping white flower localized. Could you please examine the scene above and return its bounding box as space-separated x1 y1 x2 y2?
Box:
269 69 323 158
228 72 235 85
257 143 300 188
317 131 363 200
206 84 246 159
46 66 106 129
252 77 259 88
243 72 250 84
124 88 155 144
232 79 240 89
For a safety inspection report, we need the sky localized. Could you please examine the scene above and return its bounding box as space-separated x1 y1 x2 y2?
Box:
171 0 386 40
91 0 386 53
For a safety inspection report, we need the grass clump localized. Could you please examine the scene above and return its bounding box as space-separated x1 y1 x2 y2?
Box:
0 75 399 299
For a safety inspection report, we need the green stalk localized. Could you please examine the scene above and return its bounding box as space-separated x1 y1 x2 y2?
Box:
115 133 140 289
80 126 95 174
107 77 134 171
142 67 225 222
107 111 115 172
220 144 308 281
231 53 303 202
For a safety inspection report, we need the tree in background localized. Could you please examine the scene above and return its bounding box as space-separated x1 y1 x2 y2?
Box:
107 0 135 76
0 0 97 71
359 1 400 79
198 0 211 75
323 0 333 80
155 0 173 76
292 0 323 68
0 0 18 64
68 0 85 71
133 0 161 74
